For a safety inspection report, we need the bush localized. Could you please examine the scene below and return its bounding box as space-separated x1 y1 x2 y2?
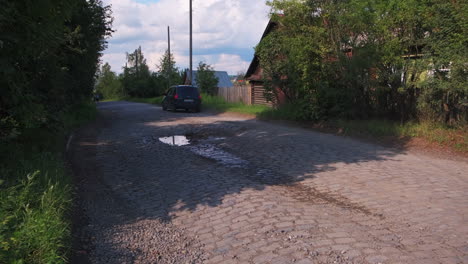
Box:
0 102 96 264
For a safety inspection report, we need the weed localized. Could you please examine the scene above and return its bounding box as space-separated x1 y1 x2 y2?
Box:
0 101 96 263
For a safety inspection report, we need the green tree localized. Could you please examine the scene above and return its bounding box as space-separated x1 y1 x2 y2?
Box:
122 46 152 97
257 0 466 124
0 0 113 140
157 50 182 91
96 63 124 99
196 62 218 95
417 0 468 124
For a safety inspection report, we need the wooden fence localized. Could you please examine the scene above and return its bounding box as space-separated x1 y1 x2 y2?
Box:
218 85 252 105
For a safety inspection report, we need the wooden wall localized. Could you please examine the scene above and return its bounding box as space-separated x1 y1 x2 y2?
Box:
252 84 273 106
218 85 252 105
218 84 274 106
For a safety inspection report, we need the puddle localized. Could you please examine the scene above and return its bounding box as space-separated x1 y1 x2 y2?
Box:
189 144 248 168
158 134 247 168
159 135 191 146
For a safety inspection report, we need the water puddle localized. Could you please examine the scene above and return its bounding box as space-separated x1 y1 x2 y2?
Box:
158 134 248 168
158 135 191 146
189 144 248 168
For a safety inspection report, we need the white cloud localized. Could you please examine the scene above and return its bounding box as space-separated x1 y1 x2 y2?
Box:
102 0 270 74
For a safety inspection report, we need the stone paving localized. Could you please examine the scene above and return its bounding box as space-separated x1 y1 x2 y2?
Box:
73 101 468 264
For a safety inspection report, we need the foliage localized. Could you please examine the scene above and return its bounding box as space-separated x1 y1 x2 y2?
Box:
158 50 183 92
0 0 112 141
0 1 109 262
0 102 96 264
197 62 219 95
96 63 124 99
120 47 183 97
121 46 153 97
257 0 467 125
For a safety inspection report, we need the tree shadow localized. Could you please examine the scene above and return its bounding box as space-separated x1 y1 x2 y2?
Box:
70 101 407 263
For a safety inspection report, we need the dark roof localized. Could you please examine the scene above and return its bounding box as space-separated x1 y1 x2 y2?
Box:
245 19 278 79
185 70 233 88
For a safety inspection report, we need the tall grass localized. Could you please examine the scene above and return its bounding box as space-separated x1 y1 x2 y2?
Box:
0 101 96 264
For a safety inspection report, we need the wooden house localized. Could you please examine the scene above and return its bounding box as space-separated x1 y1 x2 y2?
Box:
244 19 287 106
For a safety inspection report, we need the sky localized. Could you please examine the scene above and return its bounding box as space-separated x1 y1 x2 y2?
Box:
101 0 271 75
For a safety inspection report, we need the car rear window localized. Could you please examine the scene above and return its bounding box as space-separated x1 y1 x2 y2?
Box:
177 86 199 97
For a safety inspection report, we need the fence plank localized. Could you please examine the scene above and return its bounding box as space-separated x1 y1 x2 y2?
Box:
218 85 251 105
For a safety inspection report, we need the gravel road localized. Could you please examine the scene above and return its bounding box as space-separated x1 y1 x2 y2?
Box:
69 101 468 264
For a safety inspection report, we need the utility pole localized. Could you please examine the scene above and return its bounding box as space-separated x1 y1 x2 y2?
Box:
189 0 193 86
167 26 171 88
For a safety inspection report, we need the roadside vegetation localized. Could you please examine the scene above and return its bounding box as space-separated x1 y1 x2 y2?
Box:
261 106 467 153
0 103 97 264
0 0 112 263
254 0 467 153
256 0 467 127
97 0 466 155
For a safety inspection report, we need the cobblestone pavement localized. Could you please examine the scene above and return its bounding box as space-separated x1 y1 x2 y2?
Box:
70 101 468 264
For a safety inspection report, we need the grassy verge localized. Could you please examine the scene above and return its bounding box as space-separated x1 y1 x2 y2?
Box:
325 119 467 152
0 102 97 264
259 105 467 153
200 94 270 115
123 95 467 154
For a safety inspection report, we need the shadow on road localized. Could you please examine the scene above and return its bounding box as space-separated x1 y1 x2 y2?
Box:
69 101 406 263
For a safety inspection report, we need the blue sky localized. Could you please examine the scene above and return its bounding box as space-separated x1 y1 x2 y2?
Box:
102 0 270 74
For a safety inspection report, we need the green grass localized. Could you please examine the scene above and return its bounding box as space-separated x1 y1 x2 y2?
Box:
200 94 270 115
329 119 467 150
256 103 467 153
0 101 97 264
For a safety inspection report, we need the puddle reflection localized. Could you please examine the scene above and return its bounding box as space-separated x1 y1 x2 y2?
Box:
158 135 248 168
159 136 191 146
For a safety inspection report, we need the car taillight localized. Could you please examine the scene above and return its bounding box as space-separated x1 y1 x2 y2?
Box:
174 94 179 99
198 95 202 99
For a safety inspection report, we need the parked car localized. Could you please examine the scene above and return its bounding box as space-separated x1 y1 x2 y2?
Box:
162 85 201 112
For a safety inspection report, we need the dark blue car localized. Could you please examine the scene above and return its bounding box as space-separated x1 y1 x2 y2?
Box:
162 85 201 112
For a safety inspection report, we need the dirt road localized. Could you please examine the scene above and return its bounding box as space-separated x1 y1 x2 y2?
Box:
69 101 468 264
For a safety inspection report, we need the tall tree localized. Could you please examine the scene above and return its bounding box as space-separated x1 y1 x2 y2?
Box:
0 0 113 140
122 46 152 97
157 50 182 90
96 63 124 99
